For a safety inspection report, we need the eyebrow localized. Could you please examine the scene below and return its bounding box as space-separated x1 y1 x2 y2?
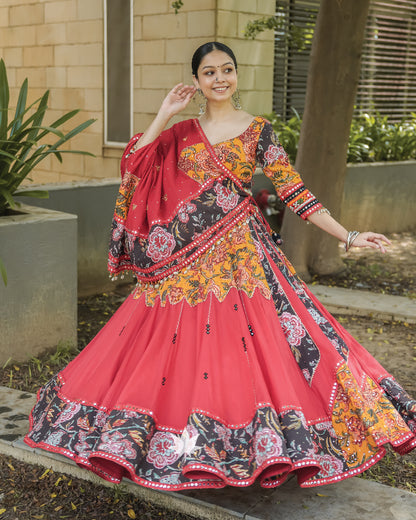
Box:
202 61 234 70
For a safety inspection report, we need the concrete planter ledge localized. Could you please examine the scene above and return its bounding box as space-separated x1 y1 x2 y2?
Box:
0 204 77 364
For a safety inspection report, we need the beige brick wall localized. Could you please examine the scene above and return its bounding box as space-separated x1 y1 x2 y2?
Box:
1 0 275 185
1 0 105 185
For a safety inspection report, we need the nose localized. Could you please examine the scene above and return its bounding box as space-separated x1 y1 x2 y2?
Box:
215 70 226 82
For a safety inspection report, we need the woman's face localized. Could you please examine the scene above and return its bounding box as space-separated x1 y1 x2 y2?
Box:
193 49 238 104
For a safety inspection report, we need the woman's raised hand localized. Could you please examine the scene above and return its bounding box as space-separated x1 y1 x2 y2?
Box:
159 83 197 118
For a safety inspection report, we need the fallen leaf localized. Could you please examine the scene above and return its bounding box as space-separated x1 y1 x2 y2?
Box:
39 469 50 480
127 509 136 519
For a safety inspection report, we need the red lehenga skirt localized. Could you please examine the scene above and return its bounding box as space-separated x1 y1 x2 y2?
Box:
25 216 416 491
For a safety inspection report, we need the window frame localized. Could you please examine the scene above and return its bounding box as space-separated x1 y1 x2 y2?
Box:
103 0 134 147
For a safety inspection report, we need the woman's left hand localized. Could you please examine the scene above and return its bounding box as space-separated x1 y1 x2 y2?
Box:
351 232 391 253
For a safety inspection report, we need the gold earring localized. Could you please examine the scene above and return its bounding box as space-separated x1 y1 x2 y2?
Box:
232 88 242 110
196 88 207 115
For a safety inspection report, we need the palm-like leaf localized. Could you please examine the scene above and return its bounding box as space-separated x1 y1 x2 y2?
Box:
0 58 96 285
0 58 95 216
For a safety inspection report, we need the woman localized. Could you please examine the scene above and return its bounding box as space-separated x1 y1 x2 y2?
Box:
25 42 416 491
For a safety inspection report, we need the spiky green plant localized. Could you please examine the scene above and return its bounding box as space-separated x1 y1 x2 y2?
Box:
0 58 96 284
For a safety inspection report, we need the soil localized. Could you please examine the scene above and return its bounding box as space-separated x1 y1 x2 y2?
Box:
0 232 415 519
0 455 197 520
313 231 416 298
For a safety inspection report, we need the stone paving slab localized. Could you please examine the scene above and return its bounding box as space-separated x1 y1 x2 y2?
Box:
181 477 416 519
310 284 416 323
0 386 36 443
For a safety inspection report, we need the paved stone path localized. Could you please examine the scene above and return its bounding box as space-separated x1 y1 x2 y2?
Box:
1 286 416 519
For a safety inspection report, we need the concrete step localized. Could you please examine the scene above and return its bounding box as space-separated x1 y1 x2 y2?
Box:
310 284 416 323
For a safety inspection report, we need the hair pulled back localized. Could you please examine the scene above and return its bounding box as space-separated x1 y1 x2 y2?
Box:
191 42 238 78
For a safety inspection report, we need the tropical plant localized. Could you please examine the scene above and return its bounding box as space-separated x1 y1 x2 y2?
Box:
0 58 95 216
0 58 95 284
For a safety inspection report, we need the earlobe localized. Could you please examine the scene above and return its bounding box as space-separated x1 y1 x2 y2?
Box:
192 75 199 89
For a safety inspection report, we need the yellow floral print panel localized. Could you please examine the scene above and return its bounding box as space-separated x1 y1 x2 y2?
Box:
133 220 271 307
332 364 411 469
177 117 263 185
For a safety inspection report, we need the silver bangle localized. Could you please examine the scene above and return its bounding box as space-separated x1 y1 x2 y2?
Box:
345 230 360 252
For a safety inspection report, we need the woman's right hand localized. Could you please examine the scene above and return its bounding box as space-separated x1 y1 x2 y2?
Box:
133 84 197 151
159 83 197 118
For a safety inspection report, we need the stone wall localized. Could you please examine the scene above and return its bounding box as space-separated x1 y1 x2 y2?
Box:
0 0 275 185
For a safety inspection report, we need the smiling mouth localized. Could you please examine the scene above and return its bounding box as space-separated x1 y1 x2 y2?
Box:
213 86 228 92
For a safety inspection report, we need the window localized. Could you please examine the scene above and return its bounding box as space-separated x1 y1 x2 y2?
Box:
104 0 133 145
274 0 416 122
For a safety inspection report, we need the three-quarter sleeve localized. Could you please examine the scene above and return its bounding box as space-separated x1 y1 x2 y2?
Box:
256 122 323 220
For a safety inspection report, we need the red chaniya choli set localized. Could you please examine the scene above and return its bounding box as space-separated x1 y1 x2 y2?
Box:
25 117 416 490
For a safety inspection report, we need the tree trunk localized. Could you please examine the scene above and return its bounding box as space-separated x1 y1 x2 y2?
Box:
281 0 371 278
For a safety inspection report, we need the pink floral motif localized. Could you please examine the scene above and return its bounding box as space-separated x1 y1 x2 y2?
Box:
98 431 136 459
124 232 135 253
345 416 367 446
146 226 176 263
280 312 306 347
302 368 311 382
45 431 65 446
315 421 337 438
54 402 81 426
168 286 184 305
214 183 239 213
253 239 264 261
253 428 283 466
316 454 344 477
214 423 233 451
94 410 108 428
178 202 197 223
194 149 213 171
112 222 124 241
74 430 90 455
146 432 180 469
264 144 287 165
124 410 140 419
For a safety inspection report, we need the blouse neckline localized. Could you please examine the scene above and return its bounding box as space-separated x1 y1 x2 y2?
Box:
194 116 263 148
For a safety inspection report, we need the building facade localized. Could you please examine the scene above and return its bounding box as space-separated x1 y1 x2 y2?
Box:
0 0 275 184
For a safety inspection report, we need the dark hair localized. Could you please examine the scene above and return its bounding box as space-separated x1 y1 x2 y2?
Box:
191 42 238 78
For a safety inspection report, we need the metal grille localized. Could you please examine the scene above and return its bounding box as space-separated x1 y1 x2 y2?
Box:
273 0 416 121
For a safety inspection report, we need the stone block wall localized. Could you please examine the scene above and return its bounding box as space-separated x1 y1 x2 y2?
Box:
0 0 275 185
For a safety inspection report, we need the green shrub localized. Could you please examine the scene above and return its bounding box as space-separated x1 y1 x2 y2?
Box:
0 58 95 217
265 110 416 164
0 58 95 285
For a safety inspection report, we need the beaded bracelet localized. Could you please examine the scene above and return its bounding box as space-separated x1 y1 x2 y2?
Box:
345 230 360 252
315 207 331 216
306 207 331 224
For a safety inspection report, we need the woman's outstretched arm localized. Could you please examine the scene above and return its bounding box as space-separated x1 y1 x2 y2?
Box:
306 211 391 253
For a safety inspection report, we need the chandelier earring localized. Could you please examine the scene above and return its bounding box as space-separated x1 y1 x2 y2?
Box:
231 88 242 110
195 88 207 115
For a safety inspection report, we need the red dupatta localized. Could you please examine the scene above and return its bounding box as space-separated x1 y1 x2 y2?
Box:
108 119 269 283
